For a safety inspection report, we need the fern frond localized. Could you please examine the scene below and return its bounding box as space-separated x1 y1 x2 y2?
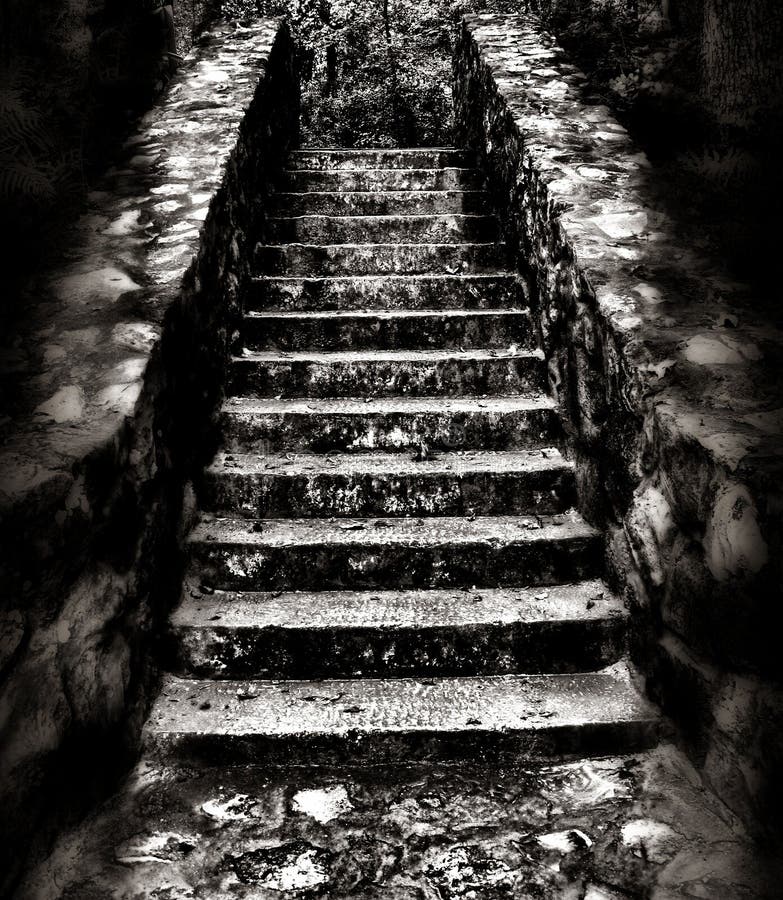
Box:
0 162 56 200
0 86 53 150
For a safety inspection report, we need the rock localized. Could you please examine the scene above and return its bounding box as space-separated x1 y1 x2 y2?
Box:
621 818 680 863
703 482 768 581
35 386 85 423
222 842 332 891
624 484 676 587
536 829 594 852
291 785 353 824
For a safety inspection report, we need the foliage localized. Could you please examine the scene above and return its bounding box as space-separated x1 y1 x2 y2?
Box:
0 60 84 272
530 0 782 294
222 0 508 147
537 0 640 79
1 0 216 289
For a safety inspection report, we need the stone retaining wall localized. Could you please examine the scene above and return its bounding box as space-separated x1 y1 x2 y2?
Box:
454 13 783 836
0 19 298 893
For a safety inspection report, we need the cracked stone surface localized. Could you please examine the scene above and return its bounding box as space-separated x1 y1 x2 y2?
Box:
16 745 782 899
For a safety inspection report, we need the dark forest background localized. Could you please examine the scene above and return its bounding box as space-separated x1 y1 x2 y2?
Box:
2 0 782 303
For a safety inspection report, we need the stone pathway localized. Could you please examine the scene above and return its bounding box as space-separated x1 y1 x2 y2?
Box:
18 746 781 898
15 149 780 897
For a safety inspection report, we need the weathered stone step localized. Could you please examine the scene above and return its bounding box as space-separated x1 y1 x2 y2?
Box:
271 191 490 216
188 512 601 591
171 580 627 678
201 448 575 517
246 274 524 312
286 148 475 170
146 664 660 764
228 348 544 398
241 308 532 352
264 213 499 245
278 167 485 192
221 394 559 453
254 242 506 277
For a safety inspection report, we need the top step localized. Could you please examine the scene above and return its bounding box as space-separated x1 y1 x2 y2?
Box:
288 149 475 171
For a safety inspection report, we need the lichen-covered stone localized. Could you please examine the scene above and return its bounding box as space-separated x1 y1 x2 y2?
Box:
228 348 544 398
187 511 602 591
171 580 625 678
220 394 560 453
201 447 573 517
246 273 525 312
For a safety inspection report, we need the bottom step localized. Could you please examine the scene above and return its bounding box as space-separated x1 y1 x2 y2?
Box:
146 665 661 765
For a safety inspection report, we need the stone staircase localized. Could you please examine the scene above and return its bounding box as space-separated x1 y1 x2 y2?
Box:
147 147 660 765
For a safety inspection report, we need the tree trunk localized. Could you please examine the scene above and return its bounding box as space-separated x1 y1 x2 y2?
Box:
380 0 415 145
699 0 783 130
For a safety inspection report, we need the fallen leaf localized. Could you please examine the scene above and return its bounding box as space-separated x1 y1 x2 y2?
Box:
236 691 259 701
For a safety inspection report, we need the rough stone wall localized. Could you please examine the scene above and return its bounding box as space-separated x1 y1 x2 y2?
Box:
0 19 298 895
454 13 783 836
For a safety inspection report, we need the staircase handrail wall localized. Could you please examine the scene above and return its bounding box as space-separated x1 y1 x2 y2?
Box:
0 18 299 892
454 11 783 837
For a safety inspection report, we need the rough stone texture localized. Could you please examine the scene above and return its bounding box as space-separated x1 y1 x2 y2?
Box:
287 149 475 169
201 447 574 517
171 579 626 677
241 308 533 352
146 664 660 764
0 19 298 893
255 240 506 276
454 13 783 835
278 167 485 191
16 745 783 899
270 191 491 216
265 213 499 243
158 144 656 790
246 274 525 311
188 511 602 591
228 348 545 398
221 394 560 453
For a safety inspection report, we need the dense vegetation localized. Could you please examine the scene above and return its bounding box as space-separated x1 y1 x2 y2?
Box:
531 0 782 292
2 0 781 298
0 0 214 289
224 0 514 148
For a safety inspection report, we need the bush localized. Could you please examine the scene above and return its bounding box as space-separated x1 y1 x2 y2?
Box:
224 0 502 147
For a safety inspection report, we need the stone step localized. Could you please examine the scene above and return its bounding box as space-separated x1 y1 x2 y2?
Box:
271 191 490 216
171 580 627 678
245 274 524 312
278 167 485 192
264 213 500 245
220 394 559 453
200 448 575 518
254 242 506 277
146 664 661 764
228 348 544 398
187 513 601 591
241 308 532 352
286 148 475 170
